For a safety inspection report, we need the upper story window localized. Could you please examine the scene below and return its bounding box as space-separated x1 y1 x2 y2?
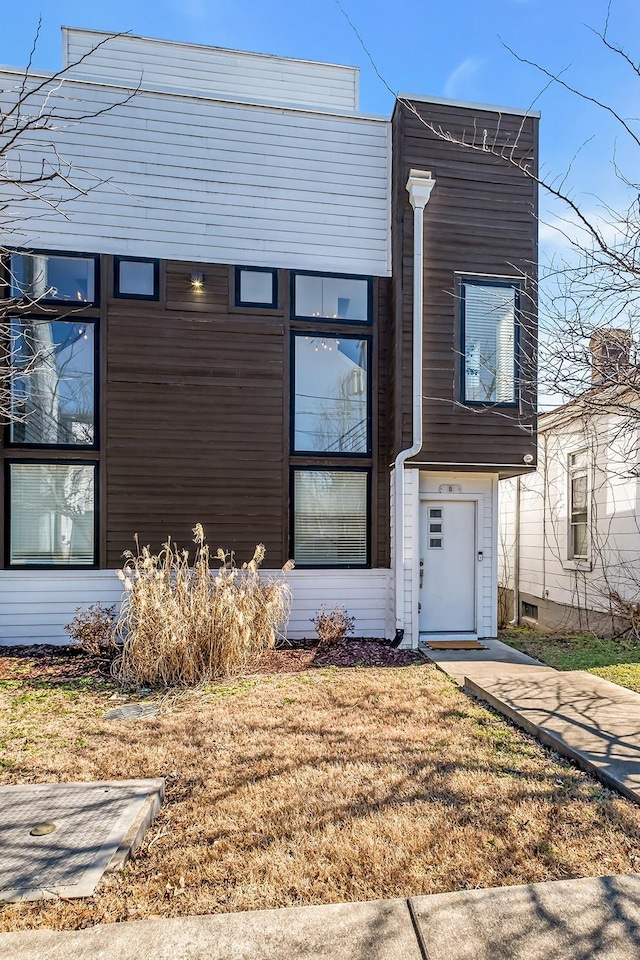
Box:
568 450 589 560
461 278 519 404
10 251 98 306
9 318 96 447
235 266 278 308
114 257 159 300
292 272 371 323
292 333 369 455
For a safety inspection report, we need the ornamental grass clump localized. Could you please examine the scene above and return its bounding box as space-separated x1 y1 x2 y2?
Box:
112 524 292 688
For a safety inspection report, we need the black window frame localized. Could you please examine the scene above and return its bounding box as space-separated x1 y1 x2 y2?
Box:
290 331 372 458
234 265 278 309
5 458 99 570
289 465 371 570
459 276 521 408
113 256 160 301
9 248 101 308
5 314 100 452
291 270 373 325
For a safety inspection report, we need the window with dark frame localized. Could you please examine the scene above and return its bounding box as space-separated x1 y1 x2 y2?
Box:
568 450 589 560
10 251 99 306
235 266 278 308
292 272 371 322
292 469 369 567
292 333 369 455
114 257 159 300
461 278 519 404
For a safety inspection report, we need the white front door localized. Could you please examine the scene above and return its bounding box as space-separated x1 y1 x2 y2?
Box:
419 500 476 633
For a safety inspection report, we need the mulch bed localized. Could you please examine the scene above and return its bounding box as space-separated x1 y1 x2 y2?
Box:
0 639 426 687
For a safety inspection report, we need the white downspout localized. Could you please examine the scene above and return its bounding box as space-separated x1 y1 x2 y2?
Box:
393 170 436 645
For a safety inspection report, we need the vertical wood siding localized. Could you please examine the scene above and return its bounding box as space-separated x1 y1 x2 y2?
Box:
392 100 538 472
0 71 390 276
63 28 360 112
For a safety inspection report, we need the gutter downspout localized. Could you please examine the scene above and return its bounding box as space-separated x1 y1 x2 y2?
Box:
393 170 436 645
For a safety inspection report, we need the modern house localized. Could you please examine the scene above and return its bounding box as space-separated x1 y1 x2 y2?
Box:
0 28 539 647
499 330 640 635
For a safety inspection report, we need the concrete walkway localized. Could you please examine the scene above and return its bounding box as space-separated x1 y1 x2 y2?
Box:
423 637 640 803
2 874 640 959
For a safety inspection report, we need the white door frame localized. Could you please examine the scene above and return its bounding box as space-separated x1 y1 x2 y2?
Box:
415 492 485 641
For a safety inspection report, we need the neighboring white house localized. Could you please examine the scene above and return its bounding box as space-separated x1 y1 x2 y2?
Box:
499 332 640 635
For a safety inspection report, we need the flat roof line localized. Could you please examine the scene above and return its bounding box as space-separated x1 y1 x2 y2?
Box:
398 92 541 119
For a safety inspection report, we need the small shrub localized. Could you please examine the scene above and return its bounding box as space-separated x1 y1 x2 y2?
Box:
112 524 293 688
64 603 118 657
311 605 355 646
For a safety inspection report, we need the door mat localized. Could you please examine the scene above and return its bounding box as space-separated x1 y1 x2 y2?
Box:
425 641 487 650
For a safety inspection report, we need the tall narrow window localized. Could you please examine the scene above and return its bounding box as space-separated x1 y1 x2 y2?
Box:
292 469 368 566
568 450 589 560
8 462 96 566
461 279 518 403
293 334 369 454
9 318 96 446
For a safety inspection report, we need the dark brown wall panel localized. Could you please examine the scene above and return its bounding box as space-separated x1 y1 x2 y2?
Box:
392 100 538 475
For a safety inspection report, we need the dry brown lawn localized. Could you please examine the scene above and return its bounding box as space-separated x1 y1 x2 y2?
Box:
1 644 640 932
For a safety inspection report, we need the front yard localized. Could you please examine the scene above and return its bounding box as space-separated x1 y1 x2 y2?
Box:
2 641 640 932
501 628 640 693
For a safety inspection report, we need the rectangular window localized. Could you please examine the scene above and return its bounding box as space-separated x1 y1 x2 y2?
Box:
8 462 96 566
9 318 96 446
114 257 159 299
293 334 369 454
292 272 370 322
461 279 518 403
235 266 277 308
292 469 368 566
10 252 98 305
568 450 589 559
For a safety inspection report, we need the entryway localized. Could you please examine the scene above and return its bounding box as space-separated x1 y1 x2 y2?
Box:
419 500 476 634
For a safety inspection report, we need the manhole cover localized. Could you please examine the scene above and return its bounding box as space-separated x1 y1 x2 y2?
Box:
0 779 164 901
103 703 160 720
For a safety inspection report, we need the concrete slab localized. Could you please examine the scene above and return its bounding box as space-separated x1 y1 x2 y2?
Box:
465 671 640 803
411 873 640 960
0 898 422 960
0 779 164 902
422 636 556 684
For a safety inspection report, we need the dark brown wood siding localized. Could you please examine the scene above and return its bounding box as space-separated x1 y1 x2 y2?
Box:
392 100 538 476
103 261 391 568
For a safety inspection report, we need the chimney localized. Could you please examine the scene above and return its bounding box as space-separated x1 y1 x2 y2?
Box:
589 328 632 385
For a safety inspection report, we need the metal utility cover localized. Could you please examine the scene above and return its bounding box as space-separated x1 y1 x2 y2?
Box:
0 779 164 902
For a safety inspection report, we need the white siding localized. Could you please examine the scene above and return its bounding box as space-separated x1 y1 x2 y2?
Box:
63 29 359 112
0 569 392 646
0 69 390 275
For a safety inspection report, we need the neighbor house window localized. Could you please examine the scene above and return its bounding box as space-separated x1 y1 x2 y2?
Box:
292 334 369 454
10 251 98 305
9 318 96 446
461 279 519 403
235 267 277 307
292 469 368 566
114 257 159 299
292 272 371 322
8 462 96 566
568 450 589 560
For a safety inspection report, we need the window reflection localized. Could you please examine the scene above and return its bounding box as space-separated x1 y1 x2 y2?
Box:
11 253 96 303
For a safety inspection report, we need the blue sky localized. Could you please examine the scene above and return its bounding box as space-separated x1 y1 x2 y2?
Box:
1 0 638 259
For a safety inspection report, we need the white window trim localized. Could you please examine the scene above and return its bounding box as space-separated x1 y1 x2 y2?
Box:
564 448 592 570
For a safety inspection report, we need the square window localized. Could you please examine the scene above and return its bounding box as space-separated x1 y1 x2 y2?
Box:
235 267 277 307
292 273 370 322
9 318 96 446
8 463 96 566
429 538 443 549
11 252 97 305
293 334 369 454
292 469 368 566
461 280 519 403
115 258 159 299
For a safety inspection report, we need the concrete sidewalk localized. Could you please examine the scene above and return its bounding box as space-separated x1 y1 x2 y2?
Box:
2 874 640 959
424 637 640 804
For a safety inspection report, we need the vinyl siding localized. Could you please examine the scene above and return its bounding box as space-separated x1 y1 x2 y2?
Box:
63 28 360 112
